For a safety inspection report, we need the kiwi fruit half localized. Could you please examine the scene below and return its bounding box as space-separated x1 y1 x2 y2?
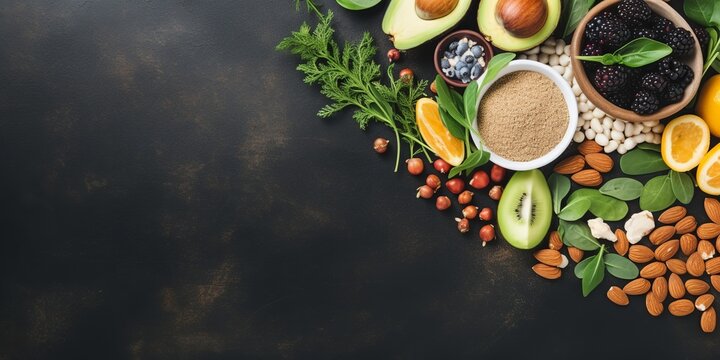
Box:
497 169 552 249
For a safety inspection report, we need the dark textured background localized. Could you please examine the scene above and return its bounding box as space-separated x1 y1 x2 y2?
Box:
0 0 719 358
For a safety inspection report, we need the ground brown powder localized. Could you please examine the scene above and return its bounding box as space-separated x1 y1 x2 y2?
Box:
477 71 568 162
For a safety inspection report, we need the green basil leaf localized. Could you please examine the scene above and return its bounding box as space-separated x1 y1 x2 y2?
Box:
636 143 661 152
478 53 515 91
439 106 466 139
336 0 381 10
599 178 644 201
603 253 639 280
434 75 465 123
561 0 595 38
712 57 720 74
463 81 479 127
448 149 490 178
614 38 673 68
684 0 716 27
558 198 591 221
451 89 465 117
574 256 594 279
620 149 669 175
559 220 601 251
582 250 605 297
548 173 571 214
568 188 628 221
640 174 676 212
670 170 695 204
576 53 620 65
705 27 718 66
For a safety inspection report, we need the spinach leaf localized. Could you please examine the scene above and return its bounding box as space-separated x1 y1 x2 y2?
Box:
478 53 515 91
558 197 591 221
434 75 465 123
559 220 601 251
640 174 676 212
336 0 382 10
599 178 644 200
577 38 672 68
620 148 669 175
568 188 628 221
603 253 639 279
439 106 465 139
448 149 490 178
582 249 605 297
636 143 660 152
548 173 571 214
684 0 718 27
670 170 695 204
462 81 479 128
561 0 595 38
574 256 594 278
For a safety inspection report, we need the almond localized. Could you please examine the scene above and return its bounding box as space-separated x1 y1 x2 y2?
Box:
534 249 562 266
645 292 663 317
698 240 716 260
584 153 613 173
666 258 687 275
571 169 602 187
687 252 706 277
568 246 584 263
705 198 720 224
654 239 679 262
640 261 667 279
606 286 628 305
669 273 686 299
675 216 697 234
712 275 720 292
706 258 720 275
548 231 563 250
577 140 602 155
623 278 651 295
701 307 717 333
532 263 561 279
652 276 668 303
697 223 720 239
614 229 629 256
686 279 711 296
658 206 687 224
696 294 714 312
553 155 585 174
649 225 675 245
629 244 655 264
717 236 720 254
680 233 698 256
668 299 695 316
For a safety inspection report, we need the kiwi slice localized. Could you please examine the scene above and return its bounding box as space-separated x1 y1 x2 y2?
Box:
497 169 552 250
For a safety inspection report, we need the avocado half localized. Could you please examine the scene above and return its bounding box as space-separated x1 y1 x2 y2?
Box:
477 0 560 52
382 0 473 50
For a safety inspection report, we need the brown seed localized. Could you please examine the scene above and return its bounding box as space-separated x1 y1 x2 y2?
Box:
607 286 629 306
654 239 679 262
614 229 629 256
640 262 667 279
584 153 614 173
533 249 562 267
645 292 664 317
532 263 561 279
680 233 698 256
623 278 651 295
553 155 585 174
687 252 706 277
577 140 602 155
717 236 720 254
701 307 717 333
705 198 720 224
666 258 687 275
675 216 697 234
669 273 686 299
697 223 720 239
548 231 563 251
699 240 716 260
571 169 602 187
652 277 668 303
629 244 655 264
696 294 715 312
686 279 711 296
668 299 695 316
658 206 687 224
712 275 720 292
568 246 584 263
706 257 720 275
649 226 676 245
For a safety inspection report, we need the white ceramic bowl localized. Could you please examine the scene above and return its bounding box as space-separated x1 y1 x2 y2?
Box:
470 60 578 171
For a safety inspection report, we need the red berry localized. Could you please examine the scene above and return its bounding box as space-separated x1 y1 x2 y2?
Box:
433 159 452 174
387 48 400 63
416 185 434 199
491 164 506 183
425 174 441 191
458 190 474 204
406 158 424 175
436 196 451 211
469 170 489 189
479 207 493 221
445 178 465 194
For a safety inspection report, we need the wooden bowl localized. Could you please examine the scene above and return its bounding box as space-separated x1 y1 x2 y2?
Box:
434 30 494 88
570 0 703 122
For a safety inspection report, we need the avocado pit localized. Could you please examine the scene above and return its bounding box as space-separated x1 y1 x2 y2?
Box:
496 0 548 38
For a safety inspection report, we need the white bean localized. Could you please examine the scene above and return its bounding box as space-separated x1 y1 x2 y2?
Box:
641 126 652 133
578 102 589 113
603 128 611 138
579 94 588 103
583 121 591 130
624 137 636 150
564 45 571 55
577 118 586 127
552 65 565 75
541 45 555 54
617 144 627 154
653 133 662 144
601 116 613 129
632 125 643 136
595 108 607 119
518 54 528 59
611 130 624 141
545 38 557 46
587 100 595 110
642 120 659 128
559 54 571 67
527 46 540 55
652 124 665 133
573 131 585 143
528 54 538 61
613 119 625 132
595 133 609 146
549 54 559 66
632 134 646 144
556 43 564 55
581 111 594 121
572 84 582 96
604 140 619 153
591 118 603 133
585 128 596 140
563 69 574 82
539 53 549 64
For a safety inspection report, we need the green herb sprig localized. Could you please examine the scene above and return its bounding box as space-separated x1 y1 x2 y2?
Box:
639 170 694 212
559 0 595 38
576 37 672 67
684 0 720 74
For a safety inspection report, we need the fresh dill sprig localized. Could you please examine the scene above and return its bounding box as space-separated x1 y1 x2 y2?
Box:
277 5 431 171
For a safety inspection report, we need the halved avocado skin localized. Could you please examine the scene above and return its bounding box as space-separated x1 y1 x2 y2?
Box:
382 0 472 50
497 169 552 250
477 0 560 52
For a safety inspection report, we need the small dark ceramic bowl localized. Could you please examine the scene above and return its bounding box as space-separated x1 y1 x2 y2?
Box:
434 30 494 88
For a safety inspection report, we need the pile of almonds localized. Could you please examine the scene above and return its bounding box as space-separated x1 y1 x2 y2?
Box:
553 140 613 187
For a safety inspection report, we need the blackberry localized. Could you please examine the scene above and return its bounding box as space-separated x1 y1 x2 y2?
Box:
640 73 668 93
581 41 604 56
677 65 694 88
651 16 675 34
604 91 631 109
631 91 660 115
631 28 660 41
593 66 629 93
665 27 695 56
585 12 630 49
663 82 684 104
691 23 709 49
657 57 687 81
617 0 652 27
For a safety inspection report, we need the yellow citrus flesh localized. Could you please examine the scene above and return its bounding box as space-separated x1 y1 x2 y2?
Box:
661 115 710 172
697 144 720 195
415 97 464 166
696 75 720 137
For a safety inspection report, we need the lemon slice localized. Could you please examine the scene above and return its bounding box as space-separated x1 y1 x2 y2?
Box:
661 115 710 172
416 98 464 166
697 144 720 195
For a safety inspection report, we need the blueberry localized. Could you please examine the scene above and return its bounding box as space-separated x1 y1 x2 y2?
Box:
471 46 483 58
455 61 467 71
446 68 456 78
459 66 470 79
455 42 468 56
440 58 450 69
471 64 483 79
448 41 459 51
444 51 454 59
463 55 476 65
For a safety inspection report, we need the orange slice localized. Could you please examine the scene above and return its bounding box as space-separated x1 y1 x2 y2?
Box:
415 98 464 166
661 115 710 172
696 74 720 137
697 144 720 195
